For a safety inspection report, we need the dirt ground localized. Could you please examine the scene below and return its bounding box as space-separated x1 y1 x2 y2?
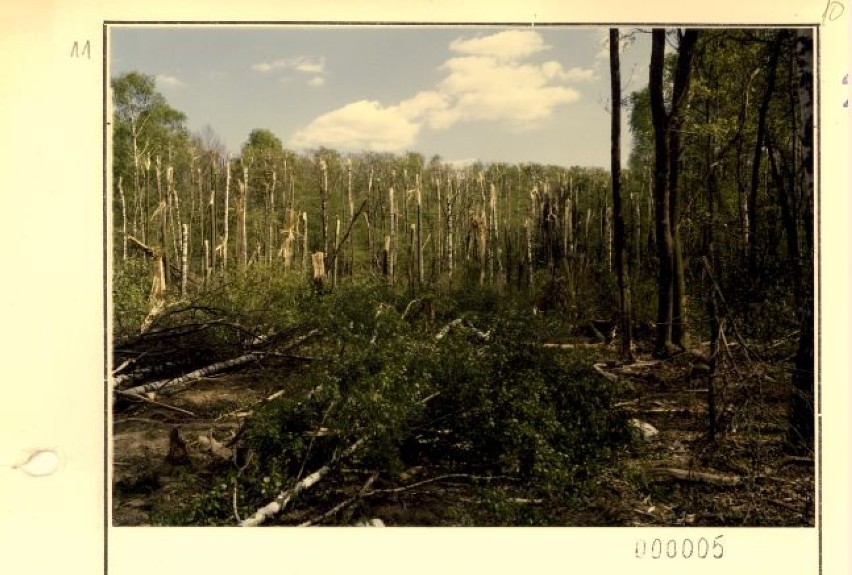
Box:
112 346 815 527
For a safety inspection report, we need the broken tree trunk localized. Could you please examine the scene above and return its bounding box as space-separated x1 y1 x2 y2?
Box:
311 252 326 288
127 235 167 332
302 211 309 276
181 223 189 298
118 176 127 261
166 427 191 466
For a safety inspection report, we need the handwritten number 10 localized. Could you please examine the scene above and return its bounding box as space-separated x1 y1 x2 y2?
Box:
824 0 845 22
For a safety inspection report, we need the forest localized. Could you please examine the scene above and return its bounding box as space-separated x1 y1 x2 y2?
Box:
111 27 815 527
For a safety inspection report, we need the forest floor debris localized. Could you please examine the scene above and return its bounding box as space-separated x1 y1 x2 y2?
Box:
112 332 814 527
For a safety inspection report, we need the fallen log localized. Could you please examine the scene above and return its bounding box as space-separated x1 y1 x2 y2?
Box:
116 329 321 398
542 342 605 349
240 436 368 527
646 467 741 487
119 353 260 397
114 389 196 417
298 473 378 527
592 363 619 382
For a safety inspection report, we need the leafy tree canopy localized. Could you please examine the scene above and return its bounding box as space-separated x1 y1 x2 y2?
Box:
111 72 189 181
242 128 284 154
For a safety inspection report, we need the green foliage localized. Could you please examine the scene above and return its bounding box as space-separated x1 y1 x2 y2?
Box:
234 282 633 515
111 72 190 185
426 311 632 491
112 257 151 339
243 128 283 153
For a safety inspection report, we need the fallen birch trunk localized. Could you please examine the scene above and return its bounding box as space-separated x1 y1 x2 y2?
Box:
119 353 259 397
543 342 606 349
113 389 196 417
298 473 378 527
592 363 619 382
435 318 490 341
240 436 368 527
646 467 741 487
116 329 321 397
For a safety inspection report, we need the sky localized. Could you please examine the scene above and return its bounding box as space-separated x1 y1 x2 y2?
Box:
110 26 651 169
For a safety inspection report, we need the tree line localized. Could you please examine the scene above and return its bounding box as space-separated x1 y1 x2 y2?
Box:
111 27 814 455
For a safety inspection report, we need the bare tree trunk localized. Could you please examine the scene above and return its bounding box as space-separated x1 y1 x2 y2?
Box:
747 31 784 279
333 217 340 287
768 141 802 307
269 169 276 266
650 28 698 354
203 239 210 285
118 176 127 262
435 176 443 276
650 29 673 354
445 178 455 279
168 166 183 267
364 213 373 273
416 174 424 287
181 223 189 298
319 158 329 264
223 161 230 273
389 185 397 283
197 168 204 273
632 192 641 273
563 197 573 258
347 159 355 276
281 208 298 272
488 182 498 282
703 128 721 441
240 167 249 270
524 218 533 291
787 30 814 455
610 27 634 361
208 167 219 272
302 212 309 276
669 29 699 348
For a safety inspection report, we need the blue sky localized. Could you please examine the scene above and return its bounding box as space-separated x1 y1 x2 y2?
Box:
110 26 651 168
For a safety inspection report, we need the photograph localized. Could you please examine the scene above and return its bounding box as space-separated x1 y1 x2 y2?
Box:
108 24 816 528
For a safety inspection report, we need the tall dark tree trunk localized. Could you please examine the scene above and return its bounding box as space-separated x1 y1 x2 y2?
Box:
609 28 633 361
747 31 785 279
787 30 815 455
767 137 802 308
649 28 698 355
668 29 699 348
650 29 674 355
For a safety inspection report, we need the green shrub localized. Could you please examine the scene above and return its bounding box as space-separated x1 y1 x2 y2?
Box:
238 288 633 510
112 256 151 339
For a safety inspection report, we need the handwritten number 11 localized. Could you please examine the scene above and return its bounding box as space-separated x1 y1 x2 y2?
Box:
71 40 90 59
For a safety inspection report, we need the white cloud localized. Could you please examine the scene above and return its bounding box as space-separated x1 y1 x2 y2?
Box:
290 30 591 152
290 100 420 152
449 29 549 61
251 56 326 75
293 59 325 74
252 56 327 87
436 55 581 130
156 74 183 87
